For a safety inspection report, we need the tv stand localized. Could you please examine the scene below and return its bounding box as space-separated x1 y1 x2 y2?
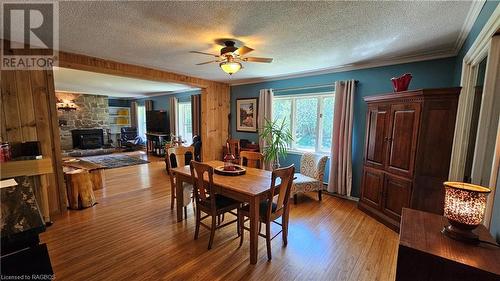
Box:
145 132 169 156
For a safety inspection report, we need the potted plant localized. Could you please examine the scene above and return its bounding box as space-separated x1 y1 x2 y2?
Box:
259 118 293 169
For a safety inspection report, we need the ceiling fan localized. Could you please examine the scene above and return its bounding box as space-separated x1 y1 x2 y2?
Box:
190 40 273 75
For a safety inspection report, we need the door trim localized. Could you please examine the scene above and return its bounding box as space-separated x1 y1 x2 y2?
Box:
449 6 500 228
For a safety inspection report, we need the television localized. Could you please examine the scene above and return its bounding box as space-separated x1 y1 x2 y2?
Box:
146 110 170 133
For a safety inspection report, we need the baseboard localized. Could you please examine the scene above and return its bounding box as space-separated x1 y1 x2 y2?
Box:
323 190 360 202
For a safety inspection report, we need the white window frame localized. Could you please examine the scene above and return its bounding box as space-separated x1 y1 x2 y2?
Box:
177 101 192 144
273 91 335 154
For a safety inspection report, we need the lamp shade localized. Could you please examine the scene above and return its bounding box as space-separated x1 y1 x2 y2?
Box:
442 181 491 243
220 61 242 75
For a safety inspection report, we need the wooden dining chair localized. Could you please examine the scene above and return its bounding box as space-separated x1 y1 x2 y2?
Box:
239 151 264 169
167 146 194 217
190 161 241 250
169 146 194 168
226 139 241 161
238 165 295 260
164 143 177 172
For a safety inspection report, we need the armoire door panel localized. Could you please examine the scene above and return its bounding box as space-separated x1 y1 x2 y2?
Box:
360 167 384 210
365 106 388 169
386 103 421 177
382 174 412 221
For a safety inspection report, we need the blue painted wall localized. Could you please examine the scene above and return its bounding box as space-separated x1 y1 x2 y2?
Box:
135 90 201 110
108 98 132 107
231 57 457 197
453 1 499 85
491 171 500 243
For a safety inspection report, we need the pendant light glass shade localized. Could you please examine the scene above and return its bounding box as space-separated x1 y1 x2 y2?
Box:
220 61 242 75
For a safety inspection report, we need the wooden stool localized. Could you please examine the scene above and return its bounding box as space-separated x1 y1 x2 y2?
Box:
64 169 97 209
89 168 105 190
62 159 105 190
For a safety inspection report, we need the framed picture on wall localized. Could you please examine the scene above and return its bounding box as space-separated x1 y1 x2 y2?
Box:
236 98 258 132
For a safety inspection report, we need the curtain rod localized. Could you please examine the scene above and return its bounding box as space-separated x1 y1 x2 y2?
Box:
272 80 358 93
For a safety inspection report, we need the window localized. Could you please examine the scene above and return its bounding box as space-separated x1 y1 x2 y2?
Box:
273 93 334 153
177 101 192 144
137 104 146 140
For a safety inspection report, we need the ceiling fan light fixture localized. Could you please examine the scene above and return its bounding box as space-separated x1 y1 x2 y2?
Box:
219 61 242 75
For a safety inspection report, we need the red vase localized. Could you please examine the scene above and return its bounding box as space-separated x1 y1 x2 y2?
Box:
391 73 412 92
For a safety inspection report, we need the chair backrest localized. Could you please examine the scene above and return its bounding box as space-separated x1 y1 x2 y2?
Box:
267 165 295 218
165 147 177 188
300 152 328 181
192 135 202 162
226 139 241 157
121 127 137 141
240 151 264 169
189 161 216 209
167 146 195 168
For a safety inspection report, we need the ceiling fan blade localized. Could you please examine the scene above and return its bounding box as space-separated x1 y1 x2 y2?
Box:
244 57 273 63
234 46 254 56
190 51 219 57
196 60 217 65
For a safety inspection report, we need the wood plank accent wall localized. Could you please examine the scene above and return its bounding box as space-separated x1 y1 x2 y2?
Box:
58 52 230 161
1 44 67 218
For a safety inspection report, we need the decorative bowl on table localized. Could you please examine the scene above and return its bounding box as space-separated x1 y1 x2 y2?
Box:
214 165 246 176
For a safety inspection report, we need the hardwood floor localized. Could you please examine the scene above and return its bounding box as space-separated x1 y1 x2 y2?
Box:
41 154 398 281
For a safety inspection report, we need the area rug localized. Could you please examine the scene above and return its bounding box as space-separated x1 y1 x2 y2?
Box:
80 154 150 169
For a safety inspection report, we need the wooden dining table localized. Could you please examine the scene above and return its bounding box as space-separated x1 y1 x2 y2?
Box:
171 160 286 265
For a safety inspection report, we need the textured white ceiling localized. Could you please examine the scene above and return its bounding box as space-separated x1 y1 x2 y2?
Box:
53 67 196 98
57 1 474 84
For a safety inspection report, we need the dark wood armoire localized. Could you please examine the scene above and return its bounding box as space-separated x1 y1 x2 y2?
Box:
358 88 461 231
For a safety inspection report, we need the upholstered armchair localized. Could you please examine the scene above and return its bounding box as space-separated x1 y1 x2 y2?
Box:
291 152 328 204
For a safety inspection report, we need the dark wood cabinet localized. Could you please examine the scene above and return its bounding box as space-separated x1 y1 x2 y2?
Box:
360 167 384 210
382 174 412 221
359 88 460 231
365 105 389 169
385 103 421 178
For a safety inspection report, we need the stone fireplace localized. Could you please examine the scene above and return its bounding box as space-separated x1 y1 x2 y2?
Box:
57 92 110 150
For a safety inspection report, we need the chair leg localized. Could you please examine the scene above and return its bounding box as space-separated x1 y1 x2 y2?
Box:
266 222 272 261
170 186 175 210
318 190 322 201
283 207 290 246
194 209 200 240
239 213 244 246
294 194 298 204
236 209 240 236
184 206 188 219
208 215 217 250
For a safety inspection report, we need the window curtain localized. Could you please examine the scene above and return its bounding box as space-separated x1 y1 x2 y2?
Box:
169 96 178 135
130 101 138 128
145 100 153 111
258 89 274 170
328 80 355 196
191 94 201 137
